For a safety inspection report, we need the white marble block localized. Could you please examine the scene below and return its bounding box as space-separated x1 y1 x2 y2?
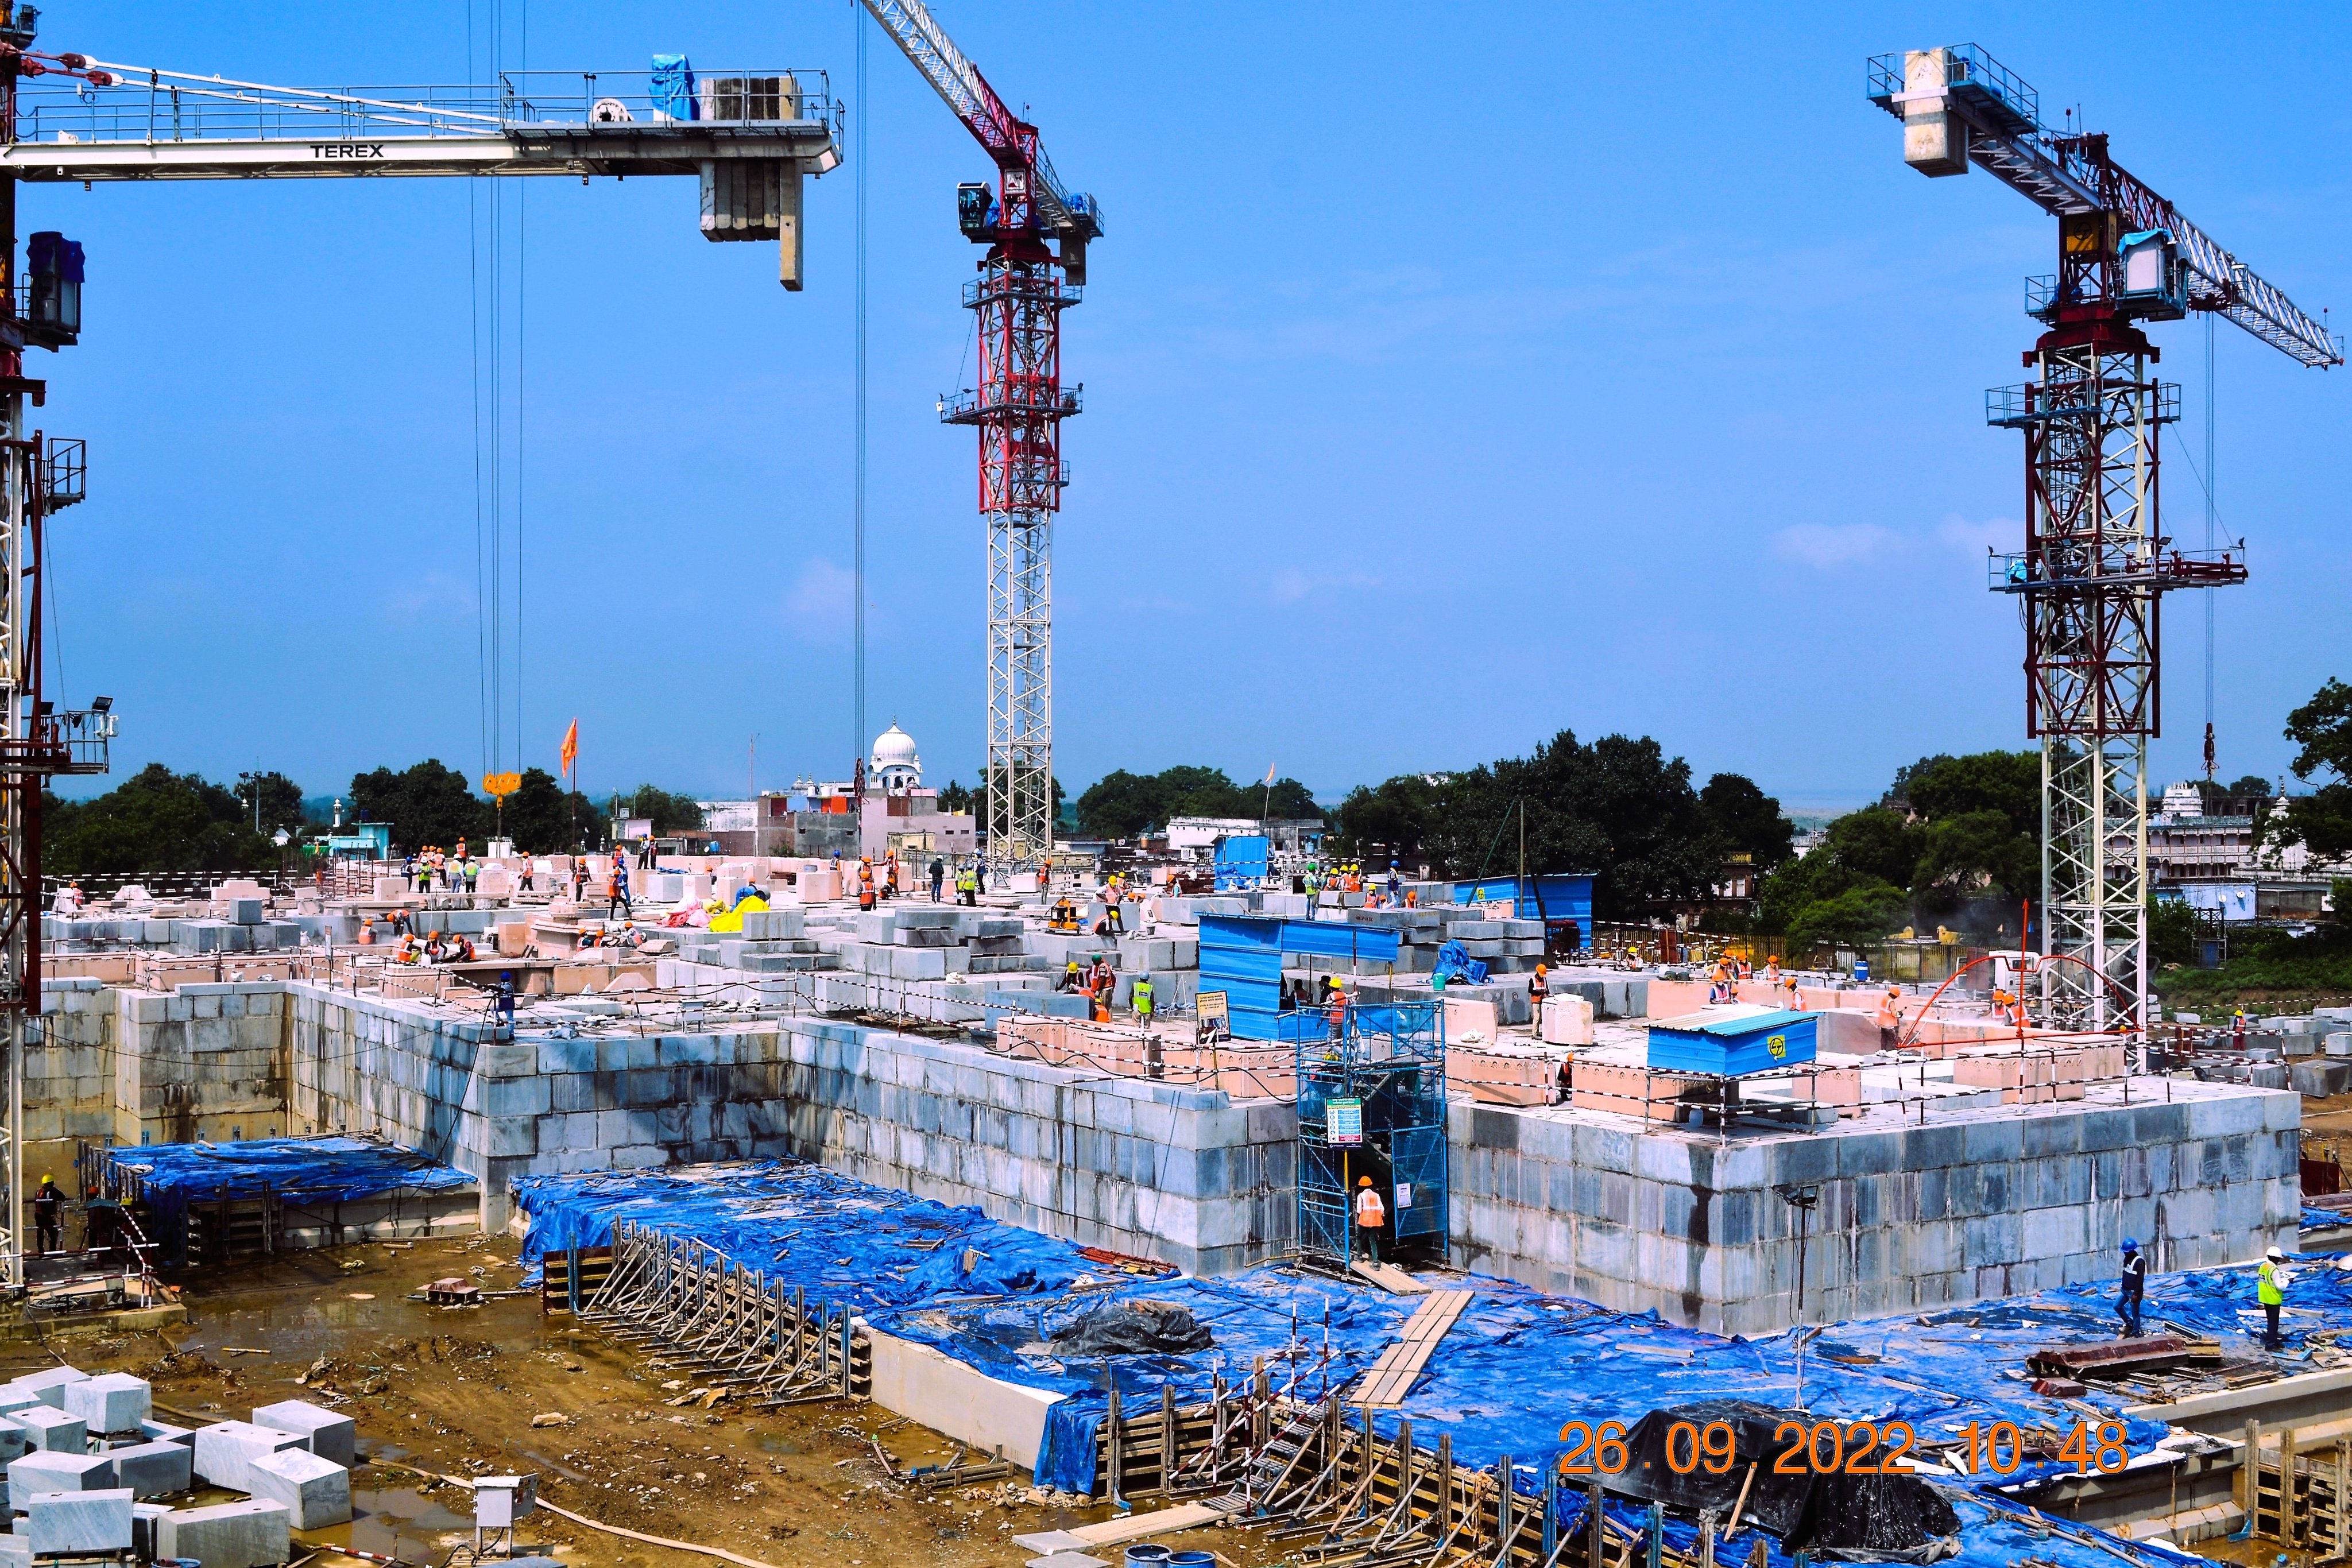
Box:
6 1450 118 1511
140 1418 195 1449
247 1449 351 1529
11 1404 85 1453
25 1487 134 1554
64 1373 151 1434
154 1500 291 1568
249 1400 357 1468
9 1366 87 1408
192 1422 303 1493
105 1439 194 1499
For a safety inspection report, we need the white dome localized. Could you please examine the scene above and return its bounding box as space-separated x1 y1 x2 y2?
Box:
871 722 921 784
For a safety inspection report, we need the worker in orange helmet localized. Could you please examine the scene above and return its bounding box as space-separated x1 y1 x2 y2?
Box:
1876 984 1904 1050
1353 1175 1387 1265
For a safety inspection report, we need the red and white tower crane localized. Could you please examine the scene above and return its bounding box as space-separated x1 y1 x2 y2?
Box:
860 0 1101 871
1870 47 2338 1035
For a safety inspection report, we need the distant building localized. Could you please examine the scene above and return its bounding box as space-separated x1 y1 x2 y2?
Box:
1165 816 1324 862
699 723 978 861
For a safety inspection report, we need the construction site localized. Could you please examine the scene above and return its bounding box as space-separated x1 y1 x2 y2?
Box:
0 11 2346 1568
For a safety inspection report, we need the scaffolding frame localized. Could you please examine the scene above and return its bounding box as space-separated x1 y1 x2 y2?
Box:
1294 1001 1447 1268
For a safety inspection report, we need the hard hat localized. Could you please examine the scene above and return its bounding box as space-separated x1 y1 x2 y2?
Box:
2121 1238 2138 1253
2268 1246 2288 1262
1536 964 1548 974
39 1174 49 1183
1357 1176 1372 1187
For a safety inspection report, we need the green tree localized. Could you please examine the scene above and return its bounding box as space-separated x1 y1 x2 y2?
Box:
2229 773 2279 800
1401 730 1726 917
1333 775 1445 862
1076 769 1176 838
349 759 490 853
1699 772 1794 873
233 770 308 839
610 784 704 835
500 767 594 854
1263 779 1322 821
45 764 277 874
1786 883 1910 950
1755 808 1920 938
1901 750 2039 838
938 779 973 814
2273 679 2352 860
2148 894 2199 966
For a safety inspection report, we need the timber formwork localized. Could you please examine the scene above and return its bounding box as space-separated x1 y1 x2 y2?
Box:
569 1220 871 1403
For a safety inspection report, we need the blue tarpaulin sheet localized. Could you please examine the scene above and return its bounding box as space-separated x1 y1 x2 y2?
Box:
105 1137 474 1266
514 1159 2333 1566
651 55 698 121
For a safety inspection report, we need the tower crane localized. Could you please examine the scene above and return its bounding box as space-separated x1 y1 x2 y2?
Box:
859 0 1102 873
0 7 841 1285
1868 46 2338 1035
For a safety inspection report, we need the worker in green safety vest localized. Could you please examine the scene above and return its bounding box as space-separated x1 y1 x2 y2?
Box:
1132 975 1154 1027
2260 1245 2291 1350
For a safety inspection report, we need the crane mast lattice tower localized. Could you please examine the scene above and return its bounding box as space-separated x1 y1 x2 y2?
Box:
1871 46 2336 1035
861 0 1101 871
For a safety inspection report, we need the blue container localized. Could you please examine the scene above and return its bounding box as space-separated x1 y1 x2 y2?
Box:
1645 1009 1819 1076
1124 1548 1171 1568
1165 1555 1214 1568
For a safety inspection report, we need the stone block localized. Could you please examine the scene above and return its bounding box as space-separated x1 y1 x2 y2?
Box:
7 1451 117 1511
105 1441 193 1499
64 1373 150 1434
10 1366 87 1408
228 898 265 926
25 1487 134 1555
132 1501 172 1561
246 1449 351 1528
249 1400 356 1468
155 1500 292 1568
12 1404 84 1452
192 1421 303 1492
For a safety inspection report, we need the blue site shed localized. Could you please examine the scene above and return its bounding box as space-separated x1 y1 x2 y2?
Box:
1450 873 1593 951
1212 834 1269 890
1645 1008 1819 1075
1198 915 1401 1042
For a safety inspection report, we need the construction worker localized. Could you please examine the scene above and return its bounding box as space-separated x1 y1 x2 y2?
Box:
32 1174 64 1254
884 856 900 901
929 857 945 903
1104 894 1125 937
608 853 632 921
858 872 877 913
1783 971 1802 1011
1353 1176 1386 1265
2260 1245 2291 1350
1529 963 1549 1009
2117 1238 2146 1338
1326 983 1347 1042
446 934 477 964
461 857 479 895
1133 974 1155 1027
956 867 978 907
1057 959 1083 994
571 855 589 903
1763 957 1781 988
1876 985 1904 1050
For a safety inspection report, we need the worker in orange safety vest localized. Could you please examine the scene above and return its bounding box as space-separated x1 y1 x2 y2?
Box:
1353 1176 1387 1264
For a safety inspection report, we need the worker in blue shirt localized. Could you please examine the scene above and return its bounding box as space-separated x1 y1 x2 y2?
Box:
2116 1238 2145 1338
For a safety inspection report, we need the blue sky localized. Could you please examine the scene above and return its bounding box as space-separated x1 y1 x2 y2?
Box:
36 3 2352 815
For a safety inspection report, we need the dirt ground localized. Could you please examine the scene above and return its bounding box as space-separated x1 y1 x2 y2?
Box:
6 1237 1260 1568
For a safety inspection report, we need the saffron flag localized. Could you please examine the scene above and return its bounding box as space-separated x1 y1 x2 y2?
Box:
1264 762 1279 785
559 719 579 779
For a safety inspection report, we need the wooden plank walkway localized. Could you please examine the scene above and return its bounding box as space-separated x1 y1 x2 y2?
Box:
1062 1503 1227 1547
1356 1288 1474 1408
1349 1259 1431 1295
